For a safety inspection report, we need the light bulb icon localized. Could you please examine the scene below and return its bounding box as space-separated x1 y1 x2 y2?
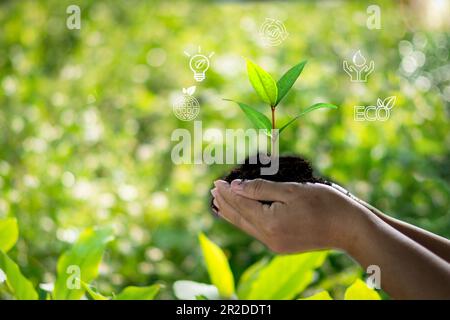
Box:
184 46 214 82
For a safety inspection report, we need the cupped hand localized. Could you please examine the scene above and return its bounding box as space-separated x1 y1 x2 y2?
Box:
211 179 368 254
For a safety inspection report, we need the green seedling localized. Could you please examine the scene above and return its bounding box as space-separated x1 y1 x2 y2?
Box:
225 58 338 153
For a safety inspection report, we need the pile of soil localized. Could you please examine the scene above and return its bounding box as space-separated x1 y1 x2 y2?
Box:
210 154 330 213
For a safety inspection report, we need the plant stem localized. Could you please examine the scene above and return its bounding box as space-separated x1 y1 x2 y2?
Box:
271 106 277 156
271 106 275 130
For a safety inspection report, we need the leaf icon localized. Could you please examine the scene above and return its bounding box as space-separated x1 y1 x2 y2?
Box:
382 96 396 109
186 86 196 96
377 98 383 107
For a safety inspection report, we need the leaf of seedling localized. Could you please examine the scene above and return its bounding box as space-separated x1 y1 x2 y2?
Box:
276 60 307 106
224 99 272 136
279 103 338 134
245 58 278 107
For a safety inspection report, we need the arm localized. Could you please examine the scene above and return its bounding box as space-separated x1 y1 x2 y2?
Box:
211 179 450 300
330 183 450 263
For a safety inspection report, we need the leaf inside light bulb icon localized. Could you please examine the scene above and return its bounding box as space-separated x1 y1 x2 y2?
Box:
190 54 210 72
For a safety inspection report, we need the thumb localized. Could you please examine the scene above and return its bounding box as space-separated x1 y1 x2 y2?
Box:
230 178 292 202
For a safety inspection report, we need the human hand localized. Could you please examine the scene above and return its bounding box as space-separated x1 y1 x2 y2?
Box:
211 179 370 254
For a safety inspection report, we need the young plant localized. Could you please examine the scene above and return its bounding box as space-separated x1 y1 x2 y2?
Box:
225 58 338 153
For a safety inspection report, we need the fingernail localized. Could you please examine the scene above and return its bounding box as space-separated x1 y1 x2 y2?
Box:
213 198 220 209
214 180 228 188
210 188 217 197
231 179 244 191
211 207 220 217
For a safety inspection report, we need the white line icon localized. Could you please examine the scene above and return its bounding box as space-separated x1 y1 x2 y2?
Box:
259 18 288 47
173 86 200 121
343 50 375 82
184 47 214 82
366 5 381 30
66 5 81 30
354 96 396 121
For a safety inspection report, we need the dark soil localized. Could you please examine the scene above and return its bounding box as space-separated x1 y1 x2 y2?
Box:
210 154 330 214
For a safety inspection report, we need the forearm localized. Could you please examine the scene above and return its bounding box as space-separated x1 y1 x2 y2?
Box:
367 208 450 263
330 183 450 263
344 206 450 299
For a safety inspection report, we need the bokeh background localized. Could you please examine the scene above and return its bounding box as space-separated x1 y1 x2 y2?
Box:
0 0 449 299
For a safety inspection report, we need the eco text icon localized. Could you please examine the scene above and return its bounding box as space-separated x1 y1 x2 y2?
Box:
343 50 375 82
259 18 289 47
354 96 396 122
172 86 200 121
66 5 81 30
184 46 214 82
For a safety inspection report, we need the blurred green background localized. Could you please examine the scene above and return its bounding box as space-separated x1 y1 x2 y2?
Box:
0 0 449 299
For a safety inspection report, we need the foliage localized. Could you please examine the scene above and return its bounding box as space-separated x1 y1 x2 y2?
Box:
175 233 380 300
0 218 159 300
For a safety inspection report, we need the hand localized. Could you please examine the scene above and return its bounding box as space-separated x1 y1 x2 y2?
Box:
211 179 368 254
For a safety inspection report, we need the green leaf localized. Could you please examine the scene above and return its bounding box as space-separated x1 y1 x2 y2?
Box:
114 285 160 300
276 60 307 106
344 279 381 300
240 251 327 300
279 103 338 134
246 58 278 106
237 258 268 299
0 250 38 300
0 217 19 253
198 233 235 298
300 291 333 300
53 227 114 300
81 281 109 300
224 99 272 135
173 280 220 300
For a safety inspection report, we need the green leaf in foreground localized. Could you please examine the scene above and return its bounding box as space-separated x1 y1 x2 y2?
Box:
225 99 272 135
53 227 114 300
114 285 160 300
198 233 235 298
300 290 333 300
276 60 307 106
237 258 268 299
82 281 108 300
246 59 278 106
344 279 381 300
279 103 338 134
0 250 38 300
0 217 19 253
239 251 328 300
